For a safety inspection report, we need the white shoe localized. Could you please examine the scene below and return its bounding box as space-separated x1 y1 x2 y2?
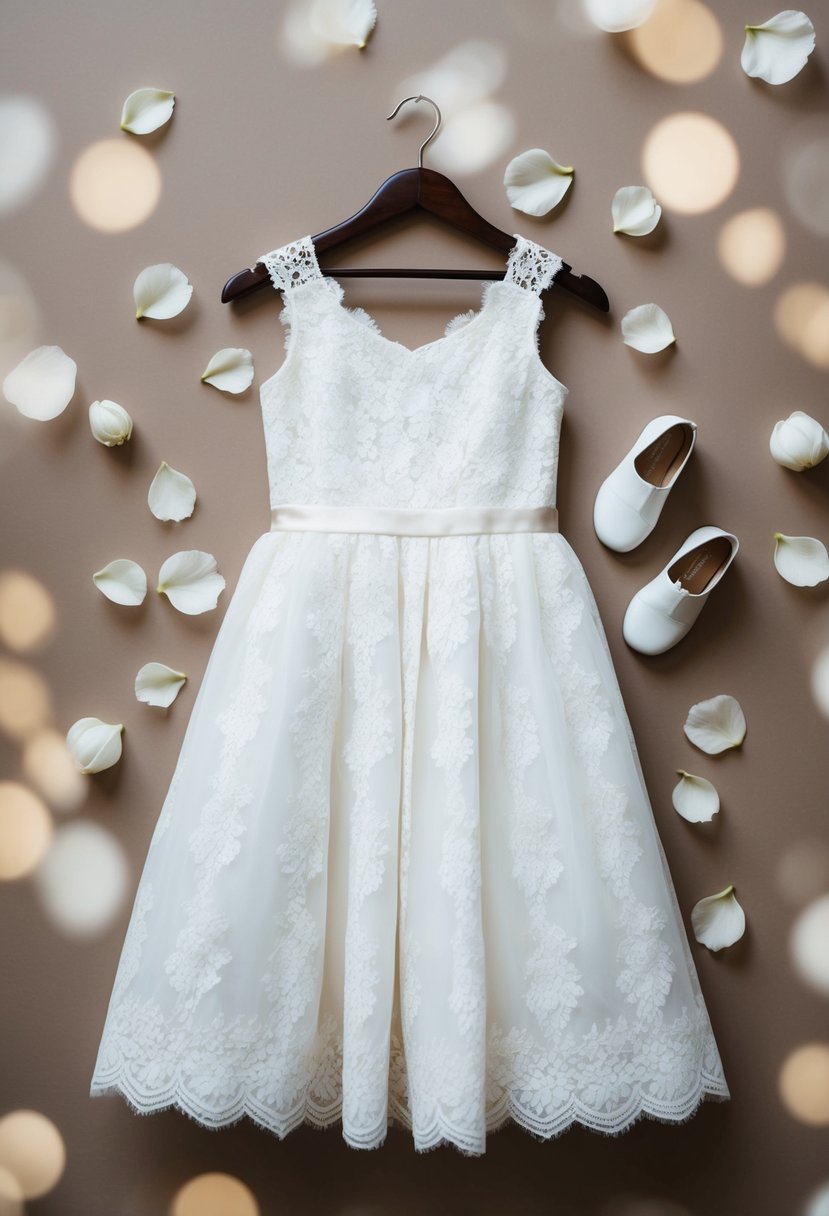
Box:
623 526 739 655
594 415 697 552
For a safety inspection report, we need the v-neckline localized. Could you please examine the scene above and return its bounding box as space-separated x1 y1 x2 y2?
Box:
304 237 526 358
329 277 518 358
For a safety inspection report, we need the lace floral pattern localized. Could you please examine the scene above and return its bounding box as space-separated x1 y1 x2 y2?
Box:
257 234 567 511
257 237 320 292
534 536 678 1026
91 533 729 1153
90 231 730 1154
505 236 563 294
161 538 298 1015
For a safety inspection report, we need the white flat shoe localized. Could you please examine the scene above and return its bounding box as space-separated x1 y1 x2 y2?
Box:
594 415 697 552
623 525 739 655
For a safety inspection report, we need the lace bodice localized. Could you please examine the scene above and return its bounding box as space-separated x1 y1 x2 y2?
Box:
256 234 568 511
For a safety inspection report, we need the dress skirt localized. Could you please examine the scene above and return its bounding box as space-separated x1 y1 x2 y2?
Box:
89 526 730 1154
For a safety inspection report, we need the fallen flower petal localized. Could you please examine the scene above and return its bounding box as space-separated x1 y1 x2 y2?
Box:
120 87 176 135
672 770 721 822
157 550 225 614
741 10 816 84
148 461 196 522
773 532 829 586
621 302 676 353
684 694 747 754
200 347 254 394
135 661 187 707
134 263 193 320
612 185 662 236
504 148 574 216
691 884 746 950
92 559 147 606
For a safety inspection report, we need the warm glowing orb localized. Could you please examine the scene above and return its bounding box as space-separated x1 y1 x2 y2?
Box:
642 111 739 214
70 138 161 232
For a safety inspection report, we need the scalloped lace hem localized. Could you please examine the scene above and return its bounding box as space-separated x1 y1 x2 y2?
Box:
90 1072 730 1155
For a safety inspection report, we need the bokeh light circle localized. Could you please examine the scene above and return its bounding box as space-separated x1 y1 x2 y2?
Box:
69 138 161 232
0 259 40 383
784 128 829 239
0 1110 65 1200
22 729 86 813
0 96 57 216
171 1172 259 1216
0 658 52 741
0 782 53 880
0 1162 24 1214
32 819 130 936
775 283 829 369
625 0 722 83
812 642 829 720
717 207 785 286
804 1182 829 1216
642 111 739 214
790 893 829 996
582 0 657 32
776 836 829 906
779 1043 829 1124
0 570 56 653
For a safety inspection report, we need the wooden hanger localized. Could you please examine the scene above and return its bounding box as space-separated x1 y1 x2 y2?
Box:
221 95 609 313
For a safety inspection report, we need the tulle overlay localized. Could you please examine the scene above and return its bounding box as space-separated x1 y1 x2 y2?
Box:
90 527 730 1154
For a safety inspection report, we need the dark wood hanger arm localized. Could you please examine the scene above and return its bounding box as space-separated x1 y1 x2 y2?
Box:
221 167 609 313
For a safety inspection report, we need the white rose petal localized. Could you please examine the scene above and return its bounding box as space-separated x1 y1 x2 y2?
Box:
504 148 574 216
741 10 816 85
691 884 746 950
770 410 829 471
89 398 133 446
773 532 829 586
200 347 254 394
611 185 662 236
2 344 77 420
92 559 147 606
308 0 377 47
672 770 721 823
135 661 187 708
621 303 676 353
583 0 657 31
684 694 747 754
148 460 196 522
66 716 124 774
119 88 176 135
134 263 193 320
157 550 226 614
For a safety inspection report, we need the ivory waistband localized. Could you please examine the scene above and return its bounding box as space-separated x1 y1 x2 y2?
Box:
269 503 559 536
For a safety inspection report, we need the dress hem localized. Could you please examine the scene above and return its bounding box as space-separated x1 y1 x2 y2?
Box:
89 1072 730 1156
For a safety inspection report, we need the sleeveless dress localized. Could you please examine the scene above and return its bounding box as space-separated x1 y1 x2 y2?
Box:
89 233 731 1154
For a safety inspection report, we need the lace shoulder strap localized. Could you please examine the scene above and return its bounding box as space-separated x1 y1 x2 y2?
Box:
256 234 324 294
505 234 564 295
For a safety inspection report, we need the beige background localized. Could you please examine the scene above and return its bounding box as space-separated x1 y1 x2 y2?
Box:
2 1 829 1213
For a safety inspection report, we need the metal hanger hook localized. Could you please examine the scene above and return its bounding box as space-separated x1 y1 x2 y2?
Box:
386 94 442 169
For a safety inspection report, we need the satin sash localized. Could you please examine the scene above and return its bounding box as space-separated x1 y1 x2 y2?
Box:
269 502 559 536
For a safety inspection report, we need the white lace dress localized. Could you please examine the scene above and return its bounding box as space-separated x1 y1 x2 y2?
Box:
89 233 731 1154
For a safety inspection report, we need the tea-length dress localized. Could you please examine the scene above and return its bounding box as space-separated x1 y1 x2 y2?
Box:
89 233 731 1154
